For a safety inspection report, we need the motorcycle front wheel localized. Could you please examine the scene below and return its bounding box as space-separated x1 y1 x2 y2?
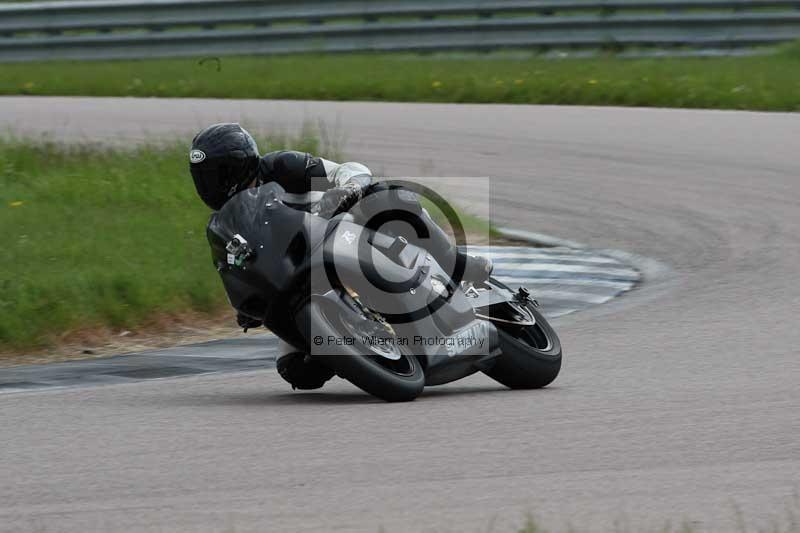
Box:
295 298 425 402
482 298 562 389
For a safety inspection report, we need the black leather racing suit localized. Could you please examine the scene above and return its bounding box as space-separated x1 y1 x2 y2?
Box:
255 150 369 208
254 150 460 266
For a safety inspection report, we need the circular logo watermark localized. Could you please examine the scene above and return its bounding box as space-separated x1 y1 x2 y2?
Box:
321 179 468 324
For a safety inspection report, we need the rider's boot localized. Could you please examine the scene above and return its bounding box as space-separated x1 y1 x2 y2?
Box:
416 207 494 283
276 342 335 390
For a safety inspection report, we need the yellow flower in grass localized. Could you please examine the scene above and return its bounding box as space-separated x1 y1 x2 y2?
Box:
514 79 525 86
588 79 599 85
432 81 442 88
9 201 23 207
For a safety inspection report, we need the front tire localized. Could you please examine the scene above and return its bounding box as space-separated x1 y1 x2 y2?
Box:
296 299 425 402
483 303 562 389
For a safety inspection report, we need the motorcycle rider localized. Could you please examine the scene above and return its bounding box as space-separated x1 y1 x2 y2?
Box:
189 123 493 390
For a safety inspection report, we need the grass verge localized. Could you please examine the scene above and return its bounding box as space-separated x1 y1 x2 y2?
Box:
3 44 800 110
0 134 318 352
0 136 496 354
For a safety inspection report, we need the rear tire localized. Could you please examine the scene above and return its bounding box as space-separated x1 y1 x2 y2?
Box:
483 303 562 389
296 299 425 402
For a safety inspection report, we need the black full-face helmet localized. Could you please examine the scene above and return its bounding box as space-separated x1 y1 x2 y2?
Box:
189 123 261 210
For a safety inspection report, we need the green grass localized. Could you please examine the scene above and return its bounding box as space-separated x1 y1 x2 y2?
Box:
0 136 495 351
0 134 320 350
3 45 800 110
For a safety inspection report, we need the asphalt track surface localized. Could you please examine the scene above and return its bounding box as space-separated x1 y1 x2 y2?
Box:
1 97 799 532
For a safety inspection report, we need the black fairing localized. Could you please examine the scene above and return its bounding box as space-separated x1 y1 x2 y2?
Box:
207 183 327 336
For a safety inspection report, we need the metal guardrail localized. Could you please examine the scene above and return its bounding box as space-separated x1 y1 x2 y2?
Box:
1 0 800 61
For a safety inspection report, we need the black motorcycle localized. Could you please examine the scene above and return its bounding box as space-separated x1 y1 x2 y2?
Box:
207 182 562 402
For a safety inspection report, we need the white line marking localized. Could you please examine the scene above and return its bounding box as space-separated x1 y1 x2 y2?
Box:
527 290 616 304
495 277 636 290
469 247 577 255
494 263 639 277
488 253 623 265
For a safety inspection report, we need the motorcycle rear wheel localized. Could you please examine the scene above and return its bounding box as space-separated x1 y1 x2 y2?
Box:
296 299 425 402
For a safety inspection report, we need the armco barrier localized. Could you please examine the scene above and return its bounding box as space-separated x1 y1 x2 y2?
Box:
1 0 800 61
